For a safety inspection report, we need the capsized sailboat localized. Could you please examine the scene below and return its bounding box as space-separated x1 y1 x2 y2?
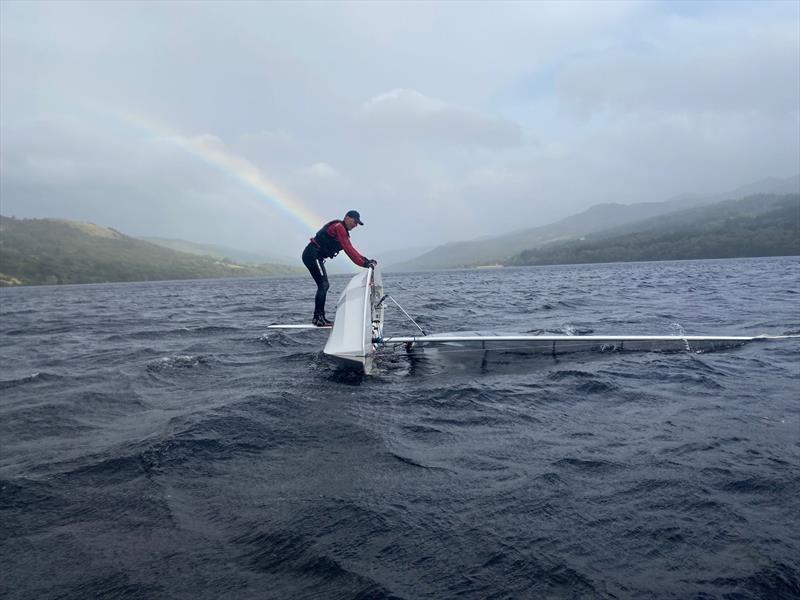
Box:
268 267 799 374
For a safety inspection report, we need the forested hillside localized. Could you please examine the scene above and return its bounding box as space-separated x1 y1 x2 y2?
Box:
508 194 799 266
0 217 301 285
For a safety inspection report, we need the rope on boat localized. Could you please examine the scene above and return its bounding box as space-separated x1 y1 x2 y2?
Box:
377 294 427 336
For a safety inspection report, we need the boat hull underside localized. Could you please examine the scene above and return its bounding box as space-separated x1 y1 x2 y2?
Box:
385 332 768 356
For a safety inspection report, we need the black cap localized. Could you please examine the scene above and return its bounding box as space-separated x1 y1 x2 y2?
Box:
345 210 364 225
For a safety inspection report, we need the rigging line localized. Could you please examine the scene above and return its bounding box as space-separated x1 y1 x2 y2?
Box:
380 295 427 336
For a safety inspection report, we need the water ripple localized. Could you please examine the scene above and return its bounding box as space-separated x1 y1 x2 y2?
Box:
1 257 798 599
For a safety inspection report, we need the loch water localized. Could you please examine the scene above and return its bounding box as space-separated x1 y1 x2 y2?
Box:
1 257 799 599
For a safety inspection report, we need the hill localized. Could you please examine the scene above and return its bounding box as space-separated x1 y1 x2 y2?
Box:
0 217 302 286
142 236 369 275
141 237 296 266
390 174 800 271
508 194 800 266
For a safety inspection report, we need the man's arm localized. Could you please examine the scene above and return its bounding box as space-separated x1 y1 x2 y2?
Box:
328 222 369 267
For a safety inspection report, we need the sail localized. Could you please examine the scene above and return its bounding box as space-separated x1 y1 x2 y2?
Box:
323 267 384 372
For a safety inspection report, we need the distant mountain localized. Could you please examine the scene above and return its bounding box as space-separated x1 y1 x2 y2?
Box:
508 194 800 266
664 174 800 208
380 245 436 269
141 237 296 266
0 217 303 286
390 173 800 271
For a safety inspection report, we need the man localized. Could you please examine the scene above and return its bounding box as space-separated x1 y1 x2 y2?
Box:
302 210 377 327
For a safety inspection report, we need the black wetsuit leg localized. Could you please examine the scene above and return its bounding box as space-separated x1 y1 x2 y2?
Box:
302 243 330 317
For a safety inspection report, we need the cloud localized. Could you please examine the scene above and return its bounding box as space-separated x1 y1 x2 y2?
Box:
297 162 339 179
556 12 800 118
0 117 311 251
1 1 798 253
235 130 302 168
359 89 524 148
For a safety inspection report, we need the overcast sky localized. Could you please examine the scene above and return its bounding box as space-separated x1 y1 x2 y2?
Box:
1 0 798 256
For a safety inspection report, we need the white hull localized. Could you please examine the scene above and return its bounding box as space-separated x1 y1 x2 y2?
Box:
381 332 792 355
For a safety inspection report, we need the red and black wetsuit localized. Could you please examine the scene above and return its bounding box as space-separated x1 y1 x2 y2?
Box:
302 220 370 319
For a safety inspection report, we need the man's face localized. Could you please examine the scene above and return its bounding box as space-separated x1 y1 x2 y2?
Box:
344 216 358 230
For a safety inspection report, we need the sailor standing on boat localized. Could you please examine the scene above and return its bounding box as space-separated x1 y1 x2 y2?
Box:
302 210 377 327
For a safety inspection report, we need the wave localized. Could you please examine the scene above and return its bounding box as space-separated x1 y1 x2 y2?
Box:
388 452 448 471
0 405 96 441
232 517 396 598
105 325 242 342
2 259 799 599
59 431 266 482
524 327 595 335
553 457 624 472
145 355 210 371
694 562 800 598
721 476 793 494
0 371 63 390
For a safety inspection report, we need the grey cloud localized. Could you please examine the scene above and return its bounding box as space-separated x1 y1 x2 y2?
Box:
557 19 800 118
296 163 339 179
0 118 308 252
236 131 302 167
359 89 524 148
2 118 223 194
441 107 800 232
1 1 798 255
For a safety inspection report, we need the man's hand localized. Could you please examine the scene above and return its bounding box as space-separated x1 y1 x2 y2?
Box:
364 258 378 269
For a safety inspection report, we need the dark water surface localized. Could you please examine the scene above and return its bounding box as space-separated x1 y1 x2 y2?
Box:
2 257 799 599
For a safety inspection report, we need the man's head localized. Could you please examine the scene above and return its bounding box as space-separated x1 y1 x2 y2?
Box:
343 210 364 230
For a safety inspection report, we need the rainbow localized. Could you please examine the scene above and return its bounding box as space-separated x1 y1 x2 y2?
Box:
116 110 326 232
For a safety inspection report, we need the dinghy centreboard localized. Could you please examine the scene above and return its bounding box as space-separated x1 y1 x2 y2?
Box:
268 267 798 375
